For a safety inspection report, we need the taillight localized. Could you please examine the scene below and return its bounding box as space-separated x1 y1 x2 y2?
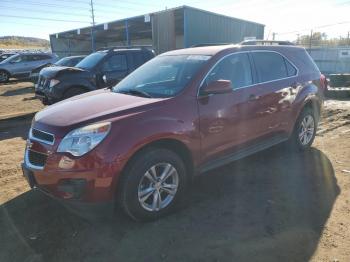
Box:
320 74 327 90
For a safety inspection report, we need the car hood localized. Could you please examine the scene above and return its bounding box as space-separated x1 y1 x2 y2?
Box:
32 63 53 73
40 65 86 79
34 89 166 135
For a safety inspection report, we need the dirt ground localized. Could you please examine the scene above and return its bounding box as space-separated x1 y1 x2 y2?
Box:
0 81 349 262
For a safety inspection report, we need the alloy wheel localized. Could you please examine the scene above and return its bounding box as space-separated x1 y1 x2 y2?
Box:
298 114 315 146
137 163 179 212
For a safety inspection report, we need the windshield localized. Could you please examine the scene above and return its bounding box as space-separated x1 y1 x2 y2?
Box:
55 57 71 66
0 53 14 60
2 54 19 63
76 52 106 70
113 54 211 98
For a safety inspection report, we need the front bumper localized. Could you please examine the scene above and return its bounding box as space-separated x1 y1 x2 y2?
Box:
35 77 60 105
22 137 121 203
35 90 51 105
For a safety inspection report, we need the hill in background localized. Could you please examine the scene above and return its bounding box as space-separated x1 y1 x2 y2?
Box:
0 36 50 49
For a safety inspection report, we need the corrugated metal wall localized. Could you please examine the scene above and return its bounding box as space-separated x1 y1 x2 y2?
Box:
50 36 91 58
183 7 264 47
152 10 177 54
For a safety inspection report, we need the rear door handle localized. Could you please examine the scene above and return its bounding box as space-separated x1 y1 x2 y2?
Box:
248 94 260 101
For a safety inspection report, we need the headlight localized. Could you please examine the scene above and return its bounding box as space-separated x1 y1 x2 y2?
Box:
49 79 60 88
57 122 111 156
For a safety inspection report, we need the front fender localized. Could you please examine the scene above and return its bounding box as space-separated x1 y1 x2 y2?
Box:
0 67 11 76
54 78 96 98
99 97 200 188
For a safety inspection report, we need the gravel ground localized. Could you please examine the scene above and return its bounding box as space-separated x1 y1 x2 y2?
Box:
0 81 349 262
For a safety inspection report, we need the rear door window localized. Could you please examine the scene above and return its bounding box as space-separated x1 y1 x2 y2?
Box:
205 53 253 90
33 54 52 61
101 54 127 72
252 52 289 82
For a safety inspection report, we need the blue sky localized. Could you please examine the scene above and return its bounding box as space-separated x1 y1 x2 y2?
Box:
0 0 349 41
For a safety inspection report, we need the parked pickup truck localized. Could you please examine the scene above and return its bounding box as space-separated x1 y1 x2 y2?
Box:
35 47 155 105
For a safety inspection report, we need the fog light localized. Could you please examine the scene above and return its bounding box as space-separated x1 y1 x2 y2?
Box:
57 179 87 200
59 155 75 169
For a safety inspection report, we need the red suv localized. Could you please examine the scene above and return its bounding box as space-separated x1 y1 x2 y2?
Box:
22 44 325 221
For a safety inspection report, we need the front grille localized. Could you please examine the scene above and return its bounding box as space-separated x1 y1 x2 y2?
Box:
28 150 48 167
31 128 55 144
38 76 49 88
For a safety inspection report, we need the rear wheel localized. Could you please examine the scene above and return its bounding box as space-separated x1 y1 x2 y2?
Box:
118 148 188 221
63 87 86 100
0 70 9 83
290 107 317 150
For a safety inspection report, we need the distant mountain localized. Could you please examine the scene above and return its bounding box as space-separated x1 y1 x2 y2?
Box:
0 36 50 49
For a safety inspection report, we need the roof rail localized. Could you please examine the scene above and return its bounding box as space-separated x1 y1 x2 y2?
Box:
240 40 295 46
191 43 231 47
97 45 153 52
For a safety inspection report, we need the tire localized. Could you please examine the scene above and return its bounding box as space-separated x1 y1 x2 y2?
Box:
289 107 317 150
118 148 188 221
63 87 86 100
0 70 10 83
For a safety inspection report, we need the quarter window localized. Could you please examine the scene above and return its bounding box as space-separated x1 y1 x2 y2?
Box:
132 52 145 69
205 53 253 90
285 58 297 76
252 52 290 82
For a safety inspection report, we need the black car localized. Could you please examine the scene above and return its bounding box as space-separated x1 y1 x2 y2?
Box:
35 47 155 105
30 55 86 82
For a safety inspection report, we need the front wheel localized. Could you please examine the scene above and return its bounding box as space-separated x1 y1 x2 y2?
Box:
290 108 317 150
118 148 188 221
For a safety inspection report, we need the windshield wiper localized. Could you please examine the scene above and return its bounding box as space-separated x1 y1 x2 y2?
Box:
118 89 152 98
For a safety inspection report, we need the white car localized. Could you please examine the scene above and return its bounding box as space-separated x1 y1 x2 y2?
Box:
0 53 58 83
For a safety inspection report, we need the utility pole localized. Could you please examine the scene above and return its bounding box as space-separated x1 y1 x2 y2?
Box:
90 0 96 52
296 33 300 45
309 30 313 54
347 31 350 46
272 32 276 40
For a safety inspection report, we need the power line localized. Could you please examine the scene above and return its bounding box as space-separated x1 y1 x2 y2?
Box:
0 20 58 28
2 0 157 12
0 14 90 23
94 0 160 7
94 4 148 12
276 21 350 35
0 5 90 18
40 0 89 4
1 0 90 10
1 0 156 17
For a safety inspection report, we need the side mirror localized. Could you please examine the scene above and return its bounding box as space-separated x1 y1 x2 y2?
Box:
203 80 232 95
